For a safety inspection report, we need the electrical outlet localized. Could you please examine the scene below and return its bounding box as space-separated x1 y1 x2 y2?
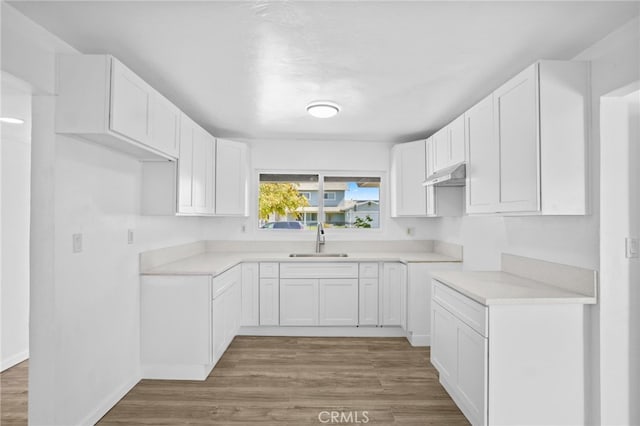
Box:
127 229 134 245
626 237 639 259
241 225 246 233
406 227 414 236
72 233 82 253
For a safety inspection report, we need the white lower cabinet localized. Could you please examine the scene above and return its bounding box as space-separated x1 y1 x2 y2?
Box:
140 266 241 381
431 282 488 425
381 262 407 327
358 278 379 326
318 279 358 326
140 275 212 380
432 279 588 426
211 266 242 365
280 279 319 326
241 263 259 326
259 263 279 325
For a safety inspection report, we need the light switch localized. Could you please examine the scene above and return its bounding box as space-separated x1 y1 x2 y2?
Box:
127 229 134 245
626 237 639 259
72 233 82 253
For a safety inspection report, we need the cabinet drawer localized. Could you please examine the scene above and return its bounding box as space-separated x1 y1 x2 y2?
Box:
260 262 279 278
432 280 488 337
359 263 379 278
280 262 358 279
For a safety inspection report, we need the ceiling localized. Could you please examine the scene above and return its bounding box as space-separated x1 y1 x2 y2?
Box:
9 1 640 142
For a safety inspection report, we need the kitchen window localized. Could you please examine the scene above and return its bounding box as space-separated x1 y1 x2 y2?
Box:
258 173 381 230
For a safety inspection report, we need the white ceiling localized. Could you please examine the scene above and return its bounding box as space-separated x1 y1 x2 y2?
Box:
9 1 640 142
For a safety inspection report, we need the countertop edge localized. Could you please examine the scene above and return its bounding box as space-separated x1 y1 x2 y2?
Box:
141 253 462 276
432 272 597 306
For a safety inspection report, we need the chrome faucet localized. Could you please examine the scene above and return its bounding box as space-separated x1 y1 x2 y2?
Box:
315 222 325 253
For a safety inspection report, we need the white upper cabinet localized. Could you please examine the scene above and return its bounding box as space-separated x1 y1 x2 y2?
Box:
493 64 539 213
465 94 499 214
110 59 153 145
449 114 466 166
177 114 215 215
215 138 248 216
142 129 249 217
390 138 463 218
150 92 181 159
432 114 466 174
56 55 180 160
390 139 427 217
465 61 589 215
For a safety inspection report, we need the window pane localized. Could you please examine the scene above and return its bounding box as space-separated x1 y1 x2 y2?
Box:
323 176 381 229
258 174 318 230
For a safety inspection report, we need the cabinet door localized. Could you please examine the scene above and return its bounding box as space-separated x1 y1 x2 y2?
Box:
318 279 358 326
241 263 259 326
449 114 465 165
431 301 457 384
466 94 499 213
494 64 540 212
177 115 195 213
191 126 215 214
212 291 227 362
259 278 279 326
279 279 318 326
150 93 180 158
215 138 248 216
381 263 405 326
425 138 437 216
359 278 379 326
456 319 488 425
110 59 152 144
433 127 450 171
390 140 427 217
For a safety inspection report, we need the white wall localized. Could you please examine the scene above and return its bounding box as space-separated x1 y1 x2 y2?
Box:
200 138 442 241
1 75 32 371
2 4 207 425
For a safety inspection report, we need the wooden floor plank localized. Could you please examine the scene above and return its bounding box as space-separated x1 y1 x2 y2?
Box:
0 337 469 425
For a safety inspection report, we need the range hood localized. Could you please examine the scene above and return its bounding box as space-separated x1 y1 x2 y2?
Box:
423 162 466 187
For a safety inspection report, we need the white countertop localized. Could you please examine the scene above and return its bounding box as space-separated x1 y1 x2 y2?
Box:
142 251 461 276
431 270 597 306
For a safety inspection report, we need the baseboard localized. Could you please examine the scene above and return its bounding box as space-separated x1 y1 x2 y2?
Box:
238 326 407 338
407 333 431 347
80 374 140 426
1 350 29 372
141 363 213 381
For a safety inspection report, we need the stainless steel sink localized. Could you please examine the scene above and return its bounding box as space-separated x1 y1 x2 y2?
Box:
289 253 349 258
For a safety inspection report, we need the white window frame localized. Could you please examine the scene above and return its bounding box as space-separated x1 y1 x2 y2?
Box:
323 192 336 200
256 170 385 233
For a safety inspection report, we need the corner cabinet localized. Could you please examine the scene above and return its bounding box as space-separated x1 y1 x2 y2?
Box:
390 140 463 217
141 134 249 217
56 54 180 160
390 139 428 216
465 60 589 215
215 138 249 216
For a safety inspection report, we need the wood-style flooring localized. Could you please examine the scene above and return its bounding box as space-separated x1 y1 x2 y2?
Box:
0 337 469 425
0 360 28 426
100 337 468 425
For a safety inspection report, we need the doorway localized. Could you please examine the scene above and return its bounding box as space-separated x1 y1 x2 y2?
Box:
599 83 640 425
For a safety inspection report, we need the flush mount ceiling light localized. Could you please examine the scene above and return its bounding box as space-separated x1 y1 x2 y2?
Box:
0 117 25 124
306 101 340 118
